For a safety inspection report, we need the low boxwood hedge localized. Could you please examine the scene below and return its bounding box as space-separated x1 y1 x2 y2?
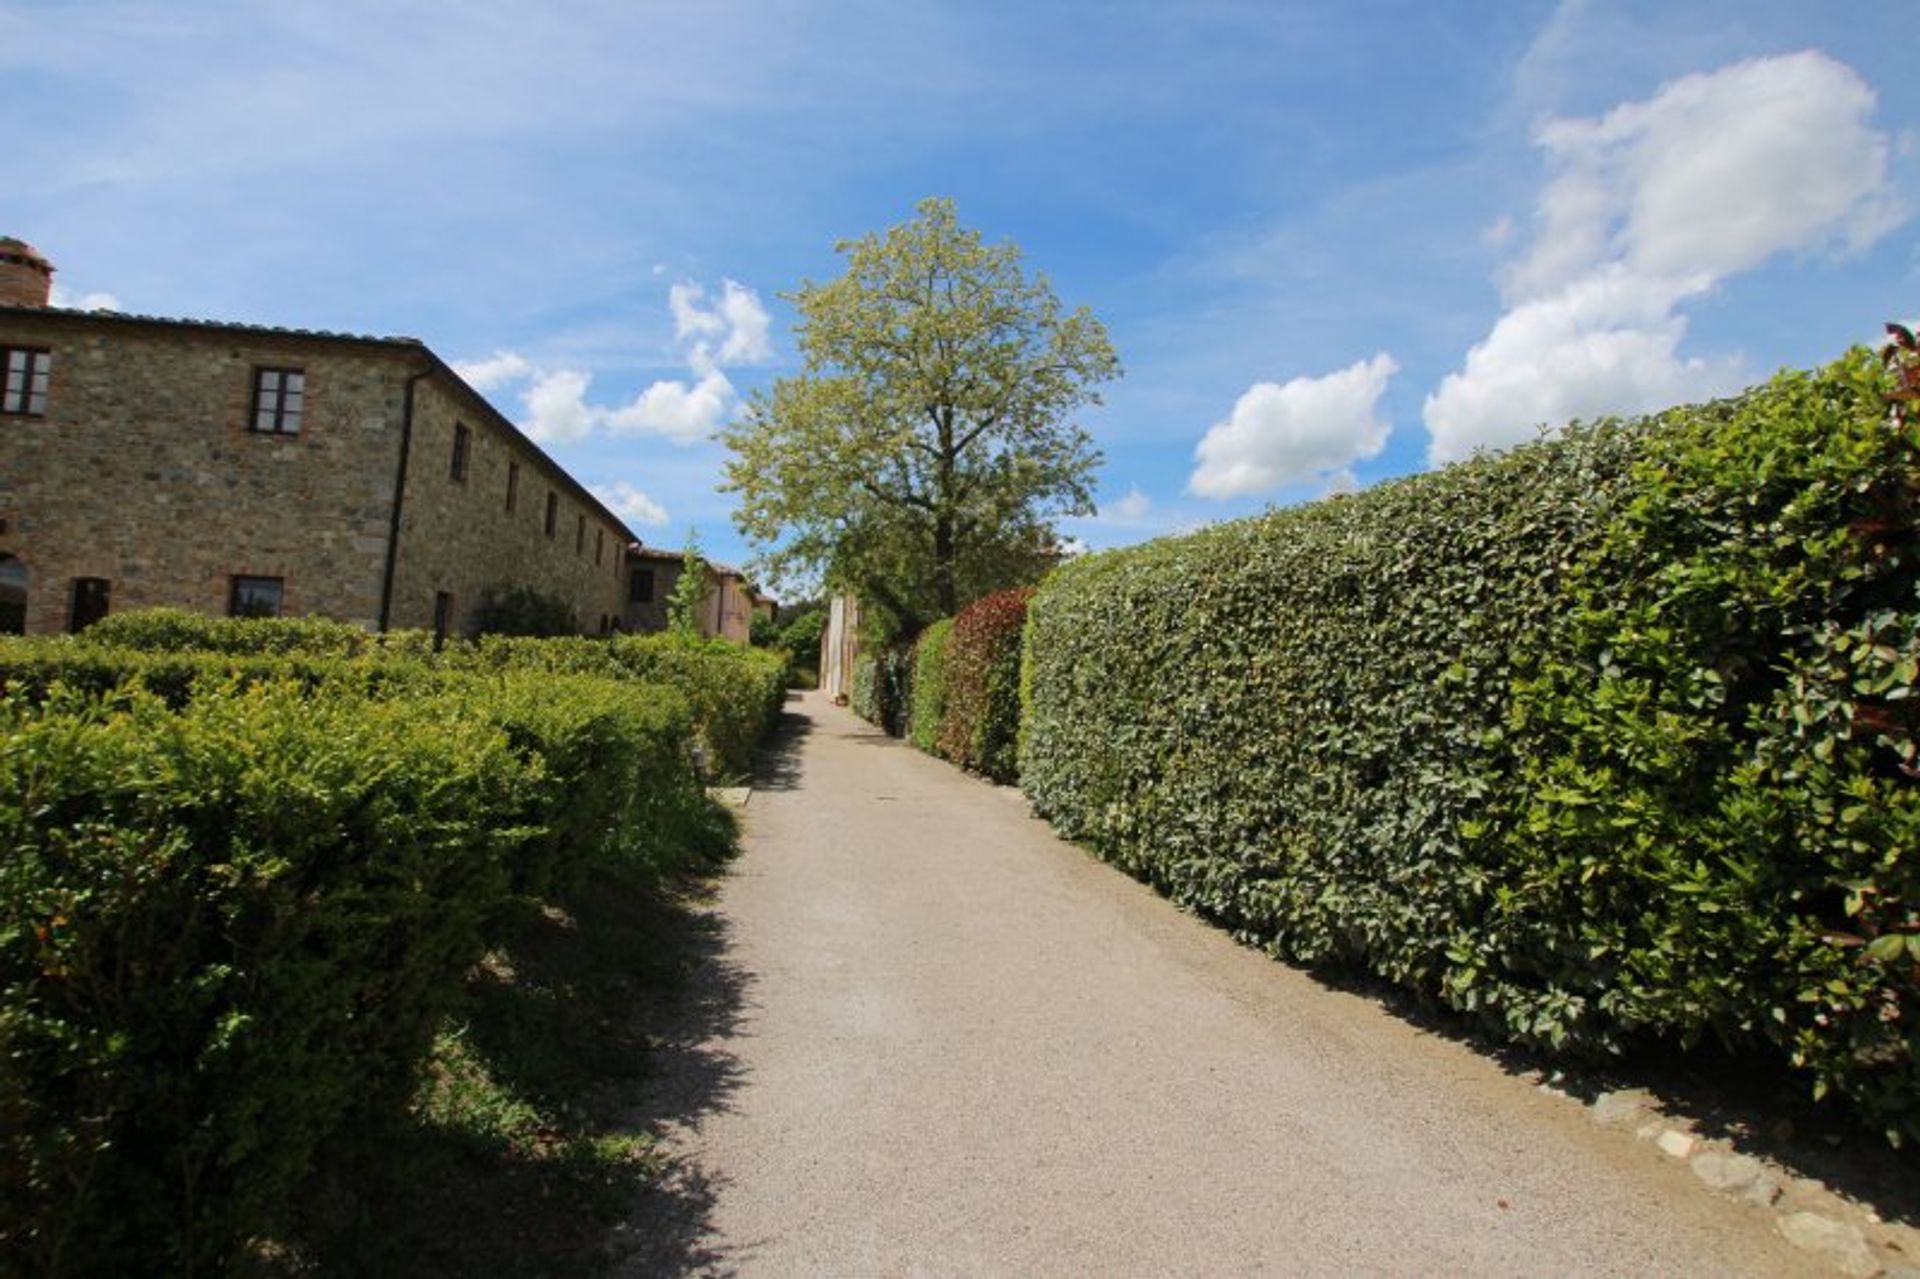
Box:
1021 346 1920 1142
0 628 758 1270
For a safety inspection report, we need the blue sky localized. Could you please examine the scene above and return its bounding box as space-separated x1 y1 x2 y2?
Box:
6 0 1916 593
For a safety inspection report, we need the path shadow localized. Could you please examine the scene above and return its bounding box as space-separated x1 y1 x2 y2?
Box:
290 860 753 1278
606 883 756 1278
749 705 813 793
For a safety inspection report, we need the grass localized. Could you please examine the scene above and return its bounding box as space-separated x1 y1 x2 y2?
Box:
270 832 735 1277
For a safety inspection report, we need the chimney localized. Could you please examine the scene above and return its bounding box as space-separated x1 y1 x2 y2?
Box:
0 238 54 308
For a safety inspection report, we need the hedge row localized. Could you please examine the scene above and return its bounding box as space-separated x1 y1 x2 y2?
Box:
44 612 788 780
1019 346 1920 1142
939 588 1033 782
850 589 1035 786
0 625 758 1271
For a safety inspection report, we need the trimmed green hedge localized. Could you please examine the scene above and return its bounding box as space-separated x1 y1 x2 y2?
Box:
48 617 788 782
1 679 526 1273
908 619 953 755
938 588 1032 783
1021 348 1920 1142
0 629 752 1270
850 645 913 737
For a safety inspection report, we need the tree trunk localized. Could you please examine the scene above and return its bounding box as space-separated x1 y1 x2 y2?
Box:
935 408 957 618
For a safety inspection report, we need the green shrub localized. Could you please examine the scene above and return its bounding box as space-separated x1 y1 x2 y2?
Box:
908 619 954 756
605 635 787 777
0 679 528 1273
81 607 375 657
471 584 581 638
479 672 720 895
939 588 1032 782
1020 347 1920 1143
849 644 913 736
0 637 741 1268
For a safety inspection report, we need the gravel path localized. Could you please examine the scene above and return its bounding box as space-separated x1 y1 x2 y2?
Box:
619 692 1810 1277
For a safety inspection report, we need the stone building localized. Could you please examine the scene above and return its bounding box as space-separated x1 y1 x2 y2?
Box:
622 545 772 644
0 238 634 638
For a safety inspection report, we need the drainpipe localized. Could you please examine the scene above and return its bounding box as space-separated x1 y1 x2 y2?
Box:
378 367 433 632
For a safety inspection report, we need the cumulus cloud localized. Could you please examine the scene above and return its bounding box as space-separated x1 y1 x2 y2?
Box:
1109 485 1152 521
670 279 773 372
603 370 735 444
457 277 770 446
522 368 596 444
1426 267 1747 461
1190 353 1397 498
590 480 670 527
451 350 533 391
1428 51 1904 465
50 283 120 311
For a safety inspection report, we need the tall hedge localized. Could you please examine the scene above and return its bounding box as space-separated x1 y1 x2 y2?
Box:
938 588 1033 782
1020 348 1920 1142
908 619 954 755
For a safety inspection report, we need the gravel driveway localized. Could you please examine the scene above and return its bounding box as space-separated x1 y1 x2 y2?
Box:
618 692 1808 1277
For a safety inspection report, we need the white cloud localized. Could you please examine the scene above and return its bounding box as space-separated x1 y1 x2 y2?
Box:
49 283 119 311
1508 51 1901 299
1321 469 1359 498
1425 267 1746 464
1480 215 1515 250
591 481 670 528
451 350 532 391
1190 353 1397 499
522 368 596 444
670 278 772 372
1430 52 1904 465
604 370 735 444
1109 485 1151 521
475 277 763 445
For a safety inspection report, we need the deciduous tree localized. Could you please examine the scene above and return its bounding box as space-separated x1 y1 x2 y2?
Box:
722 198 1119 635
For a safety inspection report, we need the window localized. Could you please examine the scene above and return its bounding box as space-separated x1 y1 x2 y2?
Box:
544 491 558 537
576 514 585 554
2 347 50 416
229 575 284 618
629 568 654 603
595 528 604 565
251 368 304 434
505 461 519 513
450 422 471 482
68 577 109 632
0 555 26 634
433 591 454 649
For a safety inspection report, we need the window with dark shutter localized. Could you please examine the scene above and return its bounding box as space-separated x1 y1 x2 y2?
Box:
545 491 558 537
506 461 519 512
451 422 471 482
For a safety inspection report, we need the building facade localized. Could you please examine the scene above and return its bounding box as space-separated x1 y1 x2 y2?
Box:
0 239 634 637
622 546 772 644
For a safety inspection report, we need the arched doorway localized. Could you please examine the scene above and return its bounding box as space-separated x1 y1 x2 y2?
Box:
0 555 26 634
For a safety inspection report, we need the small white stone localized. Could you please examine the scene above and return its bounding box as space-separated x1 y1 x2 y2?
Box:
1591 1090 1652 1126
1656 1130 1697 1160
1777 1212 1879 1278
1742 1174 1784 1208
1690 1150 1764 1193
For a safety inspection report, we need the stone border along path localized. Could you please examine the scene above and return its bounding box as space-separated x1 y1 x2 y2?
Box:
622 692 1903 1277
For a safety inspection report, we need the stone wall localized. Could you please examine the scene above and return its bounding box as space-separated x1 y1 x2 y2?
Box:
0 312 405 633
0 310 634 637
387 377 627 636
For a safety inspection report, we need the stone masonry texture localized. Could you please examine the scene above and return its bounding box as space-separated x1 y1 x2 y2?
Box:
0 307 634 636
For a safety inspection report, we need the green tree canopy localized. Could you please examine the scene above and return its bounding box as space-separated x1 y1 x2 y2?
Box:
722 198 1119 636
